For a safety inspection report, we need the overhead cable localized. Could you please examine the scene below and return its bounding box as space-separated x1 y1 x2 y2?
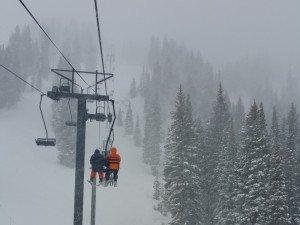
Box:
93 0 110 113
0 63 45 95
18 0 93 89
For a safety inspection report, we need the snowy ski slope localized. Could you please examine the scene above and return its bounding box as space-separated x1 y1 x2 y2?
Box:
0 64 169 225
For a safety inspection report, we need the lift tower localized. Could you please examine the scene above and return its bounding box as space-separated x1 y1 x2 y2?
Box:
44 68 115 225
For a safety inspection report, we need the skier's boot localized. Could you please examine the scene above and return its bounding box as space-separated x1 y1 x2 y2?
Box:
104 179 109 187
99 178 103 186
114 180 117 187
88 177 94 185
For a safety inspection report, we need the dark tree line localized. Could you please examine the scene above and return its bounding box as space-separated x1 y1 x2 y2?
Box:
0 25 50 108
140 37 216 121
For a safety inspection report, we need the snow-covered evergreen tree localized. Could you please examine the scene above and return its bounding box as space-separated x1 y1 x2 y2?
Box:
284 103 300 224
238 101 271 225
143 93 162 166
133 114 142 147
233 96 245 141
202 83 231 224
153 175 161 201
0 26 26 108
163 86 202 225
215 120 238 225
117 108 123 127
138 66 150 97
130 78 137 98
124 102 134 135
51 56 77 168
265 107 290 225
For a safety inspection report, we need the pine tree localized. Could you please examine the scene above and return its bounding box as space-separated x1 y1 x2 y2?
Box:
133 114 142 147
238 101 271 225
265 107 290 225
117 108 123 127
130 78 137 98
280 117 287 158
51 56 77 167
153 175 161 200
215 120 238 225
163 86 201 225
0 26 24 109
52 98 77 167
285 103 300 224
202 83 231 224
138 66 150 97
233 96 245 141
124 102 134 135
143 93 162 166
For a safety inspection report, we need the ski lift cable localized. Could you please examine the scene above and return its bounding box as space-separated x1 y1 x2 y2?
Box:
93 0 111 114
104 100 116 157
0 63 45 95
18 0 93 90
39 94 49 139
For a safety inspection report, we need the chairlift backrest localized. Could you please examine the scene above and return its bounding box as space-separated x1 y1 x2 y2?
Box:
60 83 70 93
107 113 113 123
65 121 77 126
59 78 70 93
65 99 76 126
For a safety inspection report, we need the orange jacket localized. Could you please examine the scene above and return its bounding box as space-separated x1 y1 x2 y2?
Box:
107 147 121 170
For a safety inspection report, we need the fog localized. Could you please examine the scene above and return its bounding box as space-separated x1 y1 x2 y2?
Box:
1 0 300 69
2 1 300 225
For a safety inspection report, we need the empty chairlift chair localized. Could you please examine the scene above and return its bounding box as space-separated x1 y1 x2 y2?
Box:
59 78 70 93
65 98 77 126
35 94 56 146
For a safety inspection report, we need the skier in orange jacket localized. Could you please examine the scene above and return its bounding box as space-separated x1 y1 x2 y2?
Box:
105 147 121 186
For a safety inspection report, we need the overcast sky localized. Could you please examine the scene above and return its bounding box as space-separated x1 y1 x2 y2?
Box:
1 0 300 70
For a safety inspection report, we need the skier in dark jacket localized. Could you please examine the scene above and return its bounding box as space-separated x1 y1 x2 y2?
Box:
90 149 106 184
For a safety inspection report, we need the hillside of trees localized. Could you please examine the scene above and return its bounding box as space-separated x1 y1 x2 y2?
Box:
135 38 300 224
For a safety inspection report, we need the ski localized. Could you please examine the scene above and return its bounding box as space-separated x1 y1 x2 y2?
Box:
87 180 102 187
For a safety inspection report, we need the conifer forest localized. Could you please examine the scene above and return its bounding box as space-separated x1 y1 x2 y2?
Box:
1 1 300 225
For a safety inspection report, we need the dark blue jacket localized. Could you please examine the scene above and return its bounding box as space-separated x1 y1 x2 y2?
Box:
90 152 106 172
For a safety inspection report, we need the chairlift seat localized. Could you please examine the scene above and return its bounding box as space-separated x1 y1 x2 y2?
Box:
107 113 113 123
65 121 77 126
35 138 56 146
96 113 106 121
60 84 70 93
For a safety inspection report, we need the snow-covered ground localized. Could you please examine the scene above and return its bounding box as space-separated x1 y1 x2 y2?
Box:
0 63 169 225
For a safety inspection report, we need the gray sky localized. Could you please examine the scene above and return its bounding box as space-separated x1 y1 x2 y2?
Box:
1 0 300 70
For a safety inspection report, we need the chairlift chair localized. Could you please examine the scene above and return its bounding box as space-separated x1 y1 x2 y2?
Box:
96 105 106 121
59 78 70 93
65 98 77 126
107 113 113 123
35 94 56 146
